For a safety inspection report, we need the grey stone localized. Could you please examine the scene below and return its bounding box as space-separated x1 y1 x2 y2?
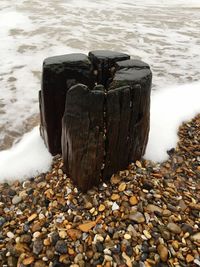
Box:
33 239 43 255
12 195 22 205
55 240 68 254
167 223 182 234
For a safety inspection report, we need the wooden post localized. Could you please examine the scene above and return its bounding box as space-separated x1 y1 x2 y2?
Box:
39 53 94 155
103 59 152 179
39 51 152 192
61 84 105 192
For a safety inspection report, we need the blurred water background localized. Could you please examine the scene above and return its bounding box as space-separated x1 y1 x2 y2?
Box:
0 0 200 149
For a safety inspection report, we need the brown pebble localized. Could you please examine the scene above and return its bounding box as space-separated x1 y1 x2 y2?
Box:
167 222 182 234
191 232 200 241
23 256 35 265
111 175 121 184
129 212 145 223
43 238 51 246
129 196 138 205
157 244 168 262
67 229 82 240
99 204 106 212
146 204 162 213
68 247 75 255
111 194 120 201
186 254 194 263
85 250 94 259
118 183 126 192
136 160 142 168
34 260 46 267
172 240 179 251
59 230 67 239
28 213 37 222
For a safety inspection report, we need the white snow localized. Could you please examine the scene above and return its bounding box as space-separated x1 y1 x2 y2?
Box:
145 82 200 162
0 82 199 182
0 127 52 182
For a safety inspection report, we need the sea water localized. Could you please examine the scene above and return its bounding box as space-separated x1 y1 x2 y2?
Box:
0 0 200 149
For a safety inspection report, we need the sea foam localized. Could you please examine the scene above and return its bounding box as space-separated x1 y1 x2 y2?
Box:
0 82 199 182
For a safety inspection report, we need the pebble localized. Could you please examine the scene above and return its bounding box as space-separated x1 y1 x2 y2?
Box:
124 233 131 240
191 232 200 241
67 229 82 240
111 194 120 200
33 239 43 255
118 182 126 191
20 234 32 243
104 248 111 255
186 254 194 263
28 213 37 222
172 240 179 250
194 259 200 266
143 230 151 239
96 242 104 252
46 249 54 259
167 222 182 234
7 256 17 267
178 199 187 211
55 240 67 254
110 175 121 184
182 223 194 234
84 202 93 209
89 207 95 214
129 212 145 223
104 255 113 261
33 231 41 239
94 234 104 243
78 220 96 232
146 204 163 213
86 250 94 259
0 115 199 267
129 196 138 205
112 202 119 211
142 182 153 190
157 244 168 262
34 260 46 267
162 209 172 217
136 160 142 168
74 253 83 263
98 204 105 212
12 195 22 205
0 216 6 228
23 256 35 265
7 231 14 239
59 230 67 239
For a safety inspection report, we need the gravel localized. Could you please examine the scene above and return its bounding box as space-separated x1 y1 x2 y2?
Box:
0 114 199 266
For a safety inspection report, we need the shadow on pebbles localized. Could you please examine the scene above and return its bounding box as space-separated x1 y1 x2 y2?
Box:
0 115 200 267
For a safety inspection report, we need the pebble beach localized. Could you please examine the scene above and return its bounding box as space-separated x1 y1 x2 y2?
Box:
0 114 199 267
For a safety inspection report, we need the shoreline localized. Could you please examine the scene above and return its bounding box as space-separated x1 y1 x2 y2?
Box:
0 114 199 267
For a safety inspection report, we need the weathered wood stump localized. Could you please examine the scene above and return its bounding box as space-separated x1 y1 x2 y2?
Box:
39 53 94 155
39 50 152 192
62 84 105 191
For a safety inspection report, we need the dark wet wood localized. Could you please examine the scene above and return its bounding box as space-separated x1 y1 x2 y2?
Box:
40 53 94 155
103 86 131 179
110 59 152 163
62 84 105 192
88 50 130 87
39 51 152 191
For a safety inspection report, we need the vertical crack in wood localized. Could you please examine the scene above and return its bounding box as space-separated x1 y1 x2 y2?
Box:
100 86 107 175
